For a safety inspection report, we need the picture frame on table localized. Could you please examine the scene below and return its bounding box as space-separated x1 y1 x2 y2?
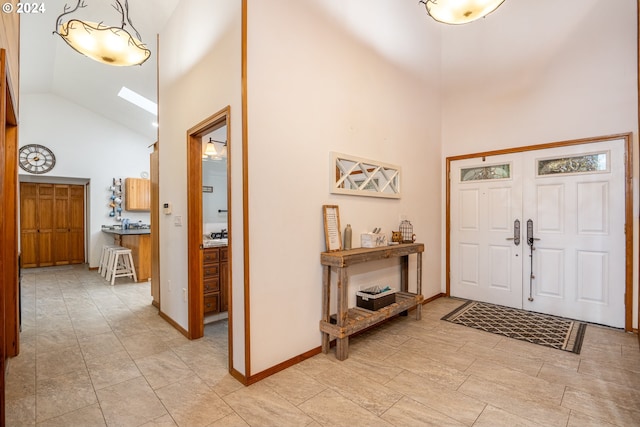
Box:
322 205 342 252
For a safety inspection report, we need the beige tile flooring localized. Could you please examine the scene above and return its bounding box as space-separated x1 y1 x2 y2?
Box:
5 265 640 426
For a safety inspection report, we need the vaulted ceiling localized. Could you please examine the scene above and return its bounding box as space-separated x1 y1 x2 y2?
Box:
20 0 180 140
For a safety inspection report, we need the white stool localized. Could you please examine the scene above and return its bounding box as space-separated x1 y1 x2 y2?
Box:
98 244 120 277
105 248 137 285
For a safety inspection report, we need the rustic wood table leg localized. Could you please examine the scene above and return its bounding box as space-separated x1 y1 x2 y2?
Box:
336 266 349 360
400 255 409 293
321 265 331 353
416 252 422 320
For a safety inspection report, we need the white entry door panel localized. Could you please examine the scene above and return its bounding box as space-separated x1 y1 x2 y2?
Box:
450 154 523 308
450 138 626 328
522 140 625 327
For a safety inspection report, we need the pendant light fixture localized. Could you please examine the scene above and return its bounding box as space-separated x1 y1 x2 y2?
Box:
420 0 506 25
54 0 150 66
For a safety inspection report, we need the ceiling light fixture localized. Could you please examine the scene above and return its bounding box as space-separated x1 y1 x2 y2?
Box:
54 0 150 66
420 0 506 25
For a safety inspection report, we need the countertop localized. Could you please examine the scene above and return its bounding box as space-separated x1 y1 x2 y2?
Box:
102 228 151 235
203 239 228 248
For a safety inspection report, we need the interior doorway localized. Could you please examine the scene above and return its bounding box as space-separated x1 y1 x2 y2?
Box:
186 107 232 358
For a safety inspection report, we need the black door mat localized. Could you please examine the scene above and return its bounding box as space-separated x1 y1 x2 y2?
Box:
442 300 587 354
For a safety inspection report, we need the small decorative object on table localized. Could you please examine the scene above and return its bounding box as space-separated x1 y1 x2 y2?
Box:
322 205 342 252
361 230 387 248
391 231 403 243
344 224 352 250
399 220 416 243
356 285 397 310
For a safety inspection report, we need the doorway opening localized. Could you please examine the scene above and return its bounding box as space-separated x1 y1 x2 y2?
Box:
186 107 232 367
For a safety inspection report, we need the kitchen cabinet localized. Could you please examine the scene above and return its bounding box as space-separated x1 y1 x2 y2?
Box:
203 246 228 315
125 178 150 211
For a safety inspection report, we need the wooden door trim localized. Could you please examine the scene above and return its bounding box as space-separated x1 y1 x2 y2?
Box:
1 47 20 427
186 107 233 363
445 133 634 331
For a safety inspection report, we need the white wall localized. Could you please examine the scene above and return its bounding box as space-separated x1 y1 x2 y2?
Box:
157 0 637 378
19 93 152 267
158 0 244 371
246 0 441 373
440 0 638 326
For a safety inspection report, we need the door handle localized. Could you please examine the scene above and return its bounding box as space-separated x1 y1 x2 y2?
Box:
506 219 520 246
526 219 540 246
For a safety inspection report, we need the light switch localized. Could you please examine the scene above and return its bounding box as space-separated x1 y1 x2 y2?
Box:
174 215 182 226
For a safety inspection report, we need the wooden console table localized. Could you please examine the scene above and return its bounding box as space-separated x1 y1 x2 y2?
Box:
320 243 424 360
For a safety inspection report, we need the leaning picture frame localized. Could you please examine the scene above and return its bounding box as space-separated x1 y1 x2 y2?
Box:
322 205 342 252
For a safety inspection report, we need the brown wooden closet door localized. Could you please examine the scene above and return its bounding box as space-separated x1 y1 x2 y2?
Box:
19 182 38 268
53 185 70 265
69 185 85 264
37 184 54 267
20 183 85 268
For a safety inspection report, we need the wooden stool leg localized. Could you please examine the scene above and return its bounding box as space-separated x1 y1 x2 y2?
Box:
109 251 119 286
127 252 137 282
105 248 115 281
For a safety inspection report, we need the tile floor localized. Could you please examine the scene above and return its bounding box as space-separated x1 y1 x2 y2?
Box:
4 265 640 426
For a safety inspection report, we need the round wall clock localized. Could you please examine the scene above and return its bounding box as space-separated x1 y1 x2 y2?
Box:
19 144 56 174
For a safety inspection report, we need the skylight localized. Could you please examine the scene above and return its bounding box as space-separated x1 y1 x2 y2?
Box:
117 87 158 116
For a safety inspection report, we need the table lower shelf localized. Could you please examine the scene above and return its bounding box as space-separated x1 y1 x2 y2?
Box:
319 292 424 339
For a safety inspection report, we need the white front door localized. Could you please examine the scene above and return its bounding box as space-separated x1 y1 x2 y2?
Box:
450 139 626 328
521 140 625 327
450 153 524 308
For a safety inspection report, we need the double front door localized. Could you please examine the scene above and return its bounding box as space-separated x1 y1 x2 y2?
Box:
450 139 626 328
20 183 85 268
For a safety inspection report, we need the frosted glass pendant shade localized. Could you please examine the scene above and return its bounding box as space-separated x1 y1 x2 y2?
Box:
424 0 506 25
57 20 150 66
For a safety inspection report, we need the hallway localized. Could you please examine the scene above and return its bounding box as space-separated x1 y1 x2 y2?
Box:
4 265 640 426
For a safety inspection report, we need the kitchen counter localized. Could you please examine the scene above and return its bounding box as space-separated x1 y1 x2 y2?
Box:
103 229 151 281
102 228 151 235
203 238 228 248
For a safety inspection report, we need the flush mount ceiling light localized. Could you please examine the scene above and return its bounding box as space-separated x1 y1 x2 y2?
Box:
420 0 506 25
54 0 150 66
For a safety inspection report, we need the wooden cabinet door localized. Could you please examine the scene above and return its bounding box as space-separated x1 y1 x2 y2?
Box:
125 178 150 211
69 185 85 264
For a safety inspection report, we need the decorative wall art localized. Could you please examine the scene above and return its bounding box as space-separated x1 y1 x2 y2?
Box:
330 152 401 199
